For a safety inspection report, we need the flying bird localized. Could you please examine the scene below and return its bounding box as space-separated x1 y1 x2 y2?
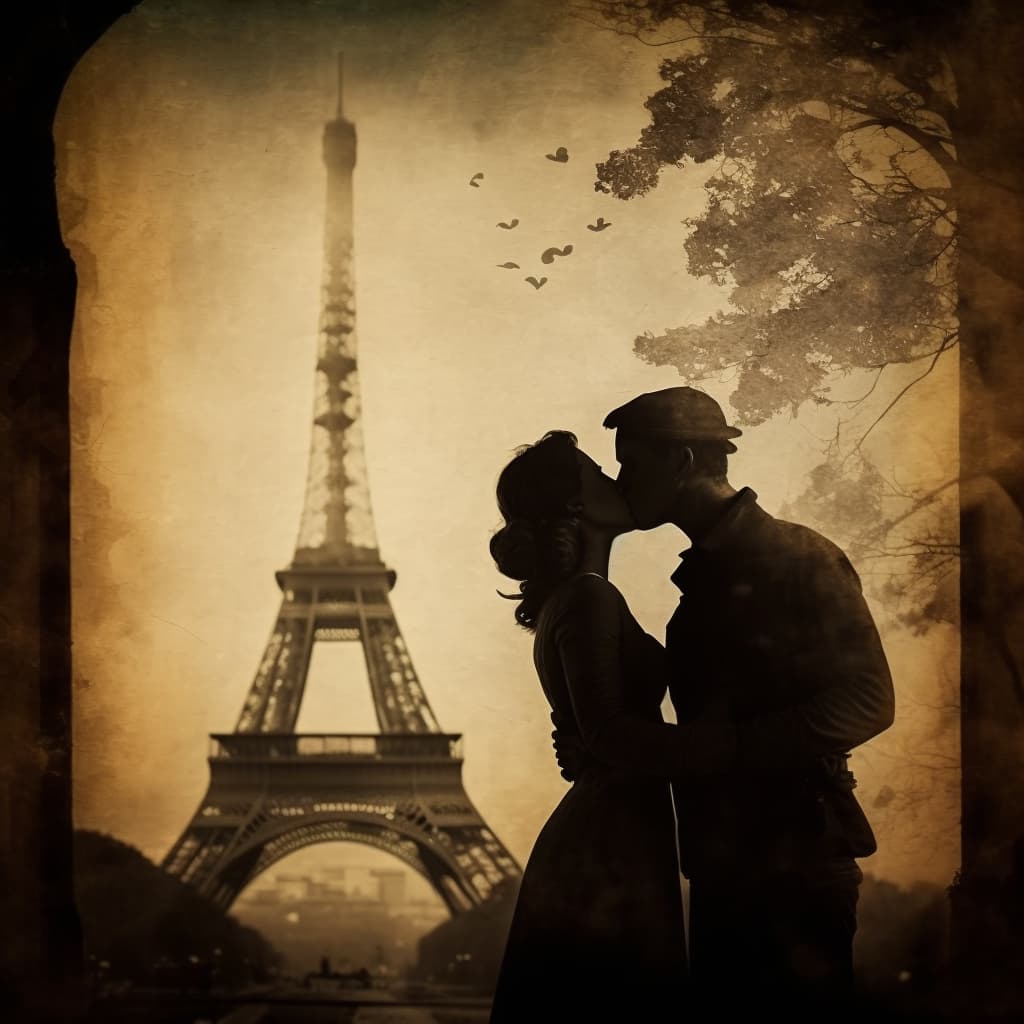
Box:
545 147 569 163
587 217 612 232
541 245 574 265
497 219 520 229
497 262 521 269
525 276 548 289
469 172 484 187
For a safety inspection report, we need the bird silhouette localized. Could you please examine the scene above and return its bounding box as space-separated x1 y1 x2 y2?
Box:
541 245 574 265
525 276 548 289
497 219 520 229
587 217 612 232
545 147 569 163
469 172 484 187
497 262 521 269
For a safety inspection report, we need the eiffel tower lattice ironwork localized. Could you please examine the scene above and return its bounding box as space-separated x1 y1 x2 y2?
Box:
162 58 521 914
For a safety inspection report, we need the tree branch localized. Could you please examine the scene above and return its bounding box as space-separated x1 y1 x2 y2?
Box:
849 117 956 176
856 476 960 547
851 331 958 454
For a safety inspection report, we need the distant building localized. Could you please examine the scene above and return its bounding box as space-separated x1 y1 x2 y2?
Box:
276 875 311 902
373 869 406 907
233 860 455 975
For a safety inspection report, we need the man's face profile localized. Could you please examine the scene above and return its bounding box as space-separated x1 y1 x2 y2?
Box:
614 434 680 530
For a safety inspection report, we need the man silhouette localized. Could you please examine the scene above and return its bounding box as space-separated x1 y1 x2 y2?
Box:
554 386 894 1014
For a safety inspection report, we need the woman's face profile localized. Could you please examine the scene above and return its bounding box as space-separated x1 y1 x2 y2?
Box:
575 450 634 532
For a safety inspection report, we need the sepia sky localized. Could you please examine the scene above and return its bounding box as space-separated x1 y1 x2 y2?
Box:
59 0 959 897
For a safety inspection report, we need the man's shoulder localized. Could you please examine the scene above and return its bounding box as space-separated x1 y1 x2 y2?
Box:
766 513 845 557
745 508 855 578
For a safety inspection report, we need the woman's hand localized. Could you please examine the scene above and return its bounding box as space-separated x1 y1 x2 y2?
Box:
551 728 586 782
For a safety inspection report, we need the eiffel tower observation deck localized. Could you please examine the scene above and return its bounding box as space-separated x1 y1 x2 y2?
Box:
163 57 520 914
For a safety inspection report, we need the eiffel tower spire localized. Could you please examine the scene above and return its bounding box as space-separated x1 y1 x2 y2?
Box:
294 53 376 566
162 59 520 914
335 52 345 118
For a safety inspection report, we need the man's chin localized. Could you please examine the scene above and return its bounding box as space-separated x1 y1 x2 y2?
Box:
622 496 667 531
633 520 662 532
625 507 659 531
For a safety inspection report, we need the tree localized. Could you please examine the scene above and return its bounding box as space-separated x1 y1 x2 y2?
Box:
74 830 282 990
576 0 1024 1000
582 0 960 627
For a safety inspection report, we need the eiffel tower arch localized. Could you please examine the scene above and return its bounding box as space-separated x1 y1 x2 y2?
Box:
163 57 520 915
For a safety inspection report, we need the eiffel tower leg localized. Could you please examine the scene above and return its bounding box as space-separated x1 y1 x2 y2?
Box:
235 608 313 733
163 823 240 897
362 615 440 733
415 851 480 914
163 782 265 902
206 845 263 913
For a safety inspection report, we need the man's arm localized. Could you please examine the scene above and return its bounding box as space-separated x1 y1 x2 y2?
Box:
733 544 895 770
550 719 585 782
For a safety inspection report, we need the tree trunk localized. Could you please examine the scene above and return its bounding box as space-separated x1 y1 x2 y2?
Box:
949 0 1024 1008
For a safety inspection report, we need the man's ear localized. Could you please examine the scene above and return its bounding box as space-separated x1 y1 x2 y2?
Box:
675 443 695 477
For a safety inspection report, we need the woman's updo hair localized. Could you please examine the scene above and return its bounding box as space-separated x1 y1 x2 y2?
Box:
489 430 585 630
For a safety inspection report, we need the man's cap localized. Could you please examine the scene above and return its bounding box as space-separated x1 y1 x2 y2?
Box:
603 387 742 453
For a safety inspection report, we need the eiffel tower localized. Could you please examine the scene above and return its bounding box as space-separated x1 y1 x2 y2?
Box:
162 58 520 914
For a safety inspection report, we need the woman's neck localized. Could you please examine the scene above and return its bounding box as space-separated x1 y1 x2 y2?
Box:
576 526 617 579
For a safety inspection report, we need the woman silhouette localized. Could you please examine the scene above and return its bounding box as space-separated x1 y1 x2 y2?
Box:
487 431 688 1022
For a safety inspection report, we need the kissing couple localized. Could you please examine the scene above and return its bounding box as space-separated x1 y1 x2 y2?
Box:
487 387 894 1022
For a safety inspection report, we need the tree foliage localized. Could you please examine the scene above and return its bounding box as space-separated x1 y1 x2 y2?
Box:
74 829 281 987
577 0 961 628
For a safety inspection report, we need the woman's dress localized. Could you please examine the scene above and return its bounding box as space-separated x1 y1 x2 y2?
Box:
489 573 688 1021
